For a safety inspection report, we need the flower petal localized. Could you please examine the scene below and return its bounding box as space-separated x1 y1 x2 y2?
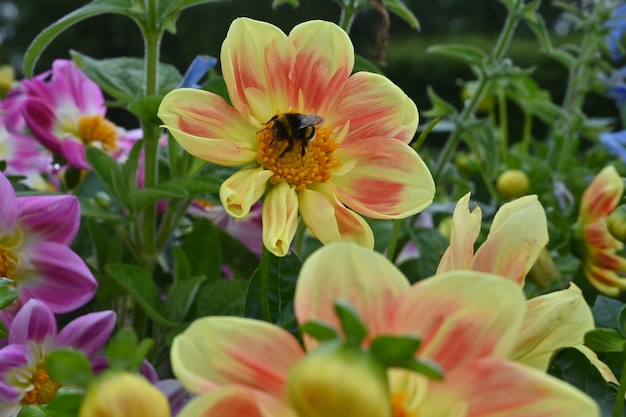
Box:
158 88 258 166
327 71 418 144
391 271 526 372
580 165 623 223
511 284 594 370
471 195 548 286
298 186 374 248
56 311 116 357
178 386 295 417
0 344 32 375
288 20 353 114
20 241 97 313
436 193 482 273
17 195 79 245
171 316 304 399
332 137 435 218
221 18 294 121
295 242 410 350
20 98 63 154
0 173 17 233
219 168 273 218
8 299 57 345
584 264 626 296
417 357 599 417
262 182 299 257
60 138 89 170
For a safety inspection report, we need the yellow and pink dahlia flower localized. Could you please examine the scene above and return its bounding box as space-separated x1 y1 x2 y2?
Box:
158 18 435 256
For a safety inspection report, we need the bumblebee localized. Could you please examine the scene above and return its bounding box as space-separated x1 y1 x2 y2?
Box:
263 113 324 157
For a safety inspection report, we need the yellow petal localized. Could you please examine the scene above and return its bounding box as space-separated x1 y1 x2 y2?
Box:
580 165 624 224
219 167 273 218
262 182 299 256
510 284 594 371
158 88 258 166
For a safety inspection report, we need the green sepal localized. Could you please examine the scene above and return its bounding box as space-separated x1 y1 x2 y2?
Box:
334 300 367 346
370 334 422 367
0 278 18 309
301 321 340 342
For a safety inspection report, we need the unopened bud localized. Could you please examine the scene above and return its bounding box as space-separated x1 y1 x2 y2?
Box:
0 65 15 99
496 169 530 199
287 341 391 417
526 247 561 289
607 204 626 243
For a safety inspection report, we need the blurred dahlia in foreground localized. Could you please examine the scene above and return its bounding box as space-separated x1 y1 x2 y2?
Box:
158 18 435 257
169 243 598 417
19 60 124 170
576 165 626 296
0 172 97 316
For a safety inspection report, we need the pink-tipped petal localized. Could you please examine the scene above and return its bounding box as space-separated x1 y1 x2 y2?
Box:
219 168 273 218
437 193 482 273
262 182 299 257
0 344 33 374
22 241 97 313
472 195 548 286
178 386 296 417
331 137 435 219
298 186 374 248
391 271 526 373
56 310 116 357
0 173 17 233
295 242 410 350
60 139 90 170
288 20 353 114
418 357 599 417
158 88 259 166
221 18 294 121
17 195 79 245
327 71 418 145
580 165 624 223
20 98 63 154
50 60 105 115
8 299 57 345
171 316 304 399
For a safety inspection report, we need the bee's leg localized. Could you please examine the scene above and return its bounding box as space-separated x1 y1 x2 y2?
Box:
300 142 306 157
280 140 293 157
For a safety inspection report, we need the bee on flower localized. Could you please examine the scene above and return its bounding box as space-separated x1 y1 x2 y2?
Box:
158 18 435 256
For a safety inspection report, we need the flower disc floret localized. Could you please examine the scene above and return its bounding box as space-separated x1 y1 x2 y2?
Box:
21 367 60 406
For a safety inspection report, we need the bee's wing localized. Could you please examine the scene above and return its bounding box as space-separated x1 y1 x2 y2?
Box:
302 114 323 125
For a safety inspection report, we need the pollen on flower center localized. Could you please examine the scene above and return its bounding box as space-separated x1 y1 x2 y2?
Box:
256 124 341 191
21 366 60 406
78 114 118 152
0 243 17 278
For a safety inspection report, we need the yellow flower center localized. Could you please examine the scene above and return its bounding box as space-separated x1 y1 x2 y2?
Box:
77 114 118 152
257 123 340 191
0 242 18 278
21 367 60 406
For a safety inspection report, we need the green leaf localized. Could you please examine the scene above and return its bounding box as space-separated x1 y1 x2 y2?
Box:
584 329 625 353
77 197 121 223
17 406 48 417
334 300 367 346
71 51 182 104
181 219 222 282
0 278 18 309
203 77 231 105
170 176 221 195
427 44 486 67
370 334 422 366
618 305 626 338
548 347 619 417
423 86 458 118
244 251 301 326
126 182 189 212
128 96 164 124
23 0 140 77
353 55 383 74
46 349 93 388
194 279 249 317
46 388 84 414
593 296 625 332
399 228 449 283
85 147 126 204
272 0 299 7
105 263 176 327
384 0 420 30
0 319 8 339
167 249 206 322
300 321 339 341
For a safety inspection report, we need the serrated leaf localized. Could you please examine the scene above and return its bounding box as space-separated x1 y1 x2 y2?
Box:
181 219 222 282
105 263 176 327
427 44 486 66
584 328 625 353
0 278 18 310
384 0 420 30
126 182 189 212
23 0 140 77
46 349 93 388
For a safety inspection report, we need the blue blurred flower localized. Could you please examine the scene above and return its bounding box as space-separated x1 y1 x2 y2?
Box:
606 3 626 60
178 55 217 89
600 130 626 162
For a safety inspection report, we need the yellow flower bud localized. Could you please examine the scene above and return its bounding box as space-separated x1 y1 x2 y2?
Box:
287 341 391 417
496 169 530 199
79 372 170 417
607 204 626 243
0 65 14 99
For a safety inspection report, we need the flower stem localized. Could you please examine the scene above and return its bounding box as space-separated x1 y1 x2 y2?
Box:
260 246 273 322
497 89 508 165
338 0 358 33
386 219 402 262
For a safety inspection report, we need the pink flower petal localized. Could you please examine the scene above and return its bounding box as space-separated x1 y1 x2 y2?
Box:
17 195 79 245
0 173 17 233
20 98 63 154
56 310 116 357
8 299 57 345
60 139 89 170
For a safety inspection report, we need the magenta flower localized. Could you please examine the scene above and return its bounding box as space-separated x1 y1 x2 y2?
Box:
0 172 97 315
0 299 115 415
20 60 121 170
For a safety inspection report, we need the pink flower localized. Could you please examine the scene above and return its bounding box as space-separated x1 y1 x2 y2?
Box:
20 60 122 170
0 171 97 315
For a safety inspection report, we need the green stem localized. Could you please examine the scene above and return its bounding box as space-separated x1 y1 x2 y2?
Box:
260 246 273 322
386 219 403 262
338 0 358 33
432 0 523 181
520 110 533 155
497 89 508 165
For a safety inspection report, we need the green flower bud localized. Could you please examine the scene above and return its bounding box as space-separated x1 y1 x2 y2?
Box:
607 204 626 243
287 341 391 417
526 247 561 289
496 169 530 199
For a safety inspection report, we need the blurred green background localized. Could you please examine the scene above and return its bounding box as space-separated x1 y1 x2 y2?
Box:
0 0 616 133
